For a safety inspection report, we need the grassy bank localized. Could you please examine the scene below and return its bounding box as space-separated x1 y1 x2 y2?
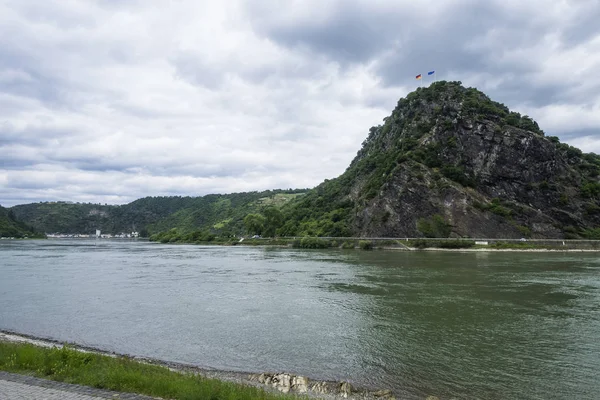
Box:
0 341 292 400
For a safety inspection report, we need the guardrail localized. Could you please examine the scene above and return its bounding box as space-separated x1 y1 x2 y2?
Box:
268 237 600 243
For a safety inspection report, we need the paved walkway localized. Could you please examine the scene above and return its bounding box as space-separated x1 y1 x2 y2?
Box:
0 371 159 399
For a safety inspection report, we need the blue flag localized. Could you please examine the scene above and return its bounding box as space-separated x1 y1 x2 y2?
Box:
428 71 435 75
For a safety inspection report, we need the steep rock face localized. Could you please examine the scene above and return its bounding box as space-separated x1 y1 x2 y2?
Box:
287 81 600 239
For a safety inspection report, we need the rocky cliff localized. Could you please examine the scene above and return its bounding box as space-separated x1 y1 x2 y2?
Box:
281 81 600 239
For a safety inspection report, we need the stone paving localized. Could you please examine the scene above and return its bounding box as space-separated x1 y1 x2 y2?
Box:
0 371 159 399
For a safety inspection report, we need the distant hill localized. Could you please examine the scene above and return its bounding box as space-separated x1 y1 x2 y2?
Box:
10 190 307 236
275 81 600 239
0 205 43 238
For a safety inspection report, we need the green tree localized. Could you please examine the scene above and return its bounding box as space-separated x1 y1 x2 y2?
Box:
262 207 283 237
243 213 265 235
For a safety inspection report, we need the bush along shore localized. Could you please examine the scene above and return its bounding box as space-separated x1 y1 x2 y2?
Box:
0 332 410 400
148 231 600 251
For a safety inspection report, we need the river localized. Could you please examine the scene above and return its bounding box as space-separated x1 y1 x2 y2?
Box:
1 240 599 399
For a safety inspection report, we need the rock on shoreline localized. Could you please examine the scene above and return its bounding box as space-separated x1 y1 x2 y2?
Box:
252 373 369 398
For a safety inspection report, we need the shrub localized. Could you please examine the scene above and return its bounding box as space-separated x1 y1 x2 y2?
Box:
358 240 373 250
417 214 452 238
295 236 330 249
563 226 580 239
515 225 532 238
442 120 453 130
491 206 511 217
410 239 474 249
585 203 600 215
491 242 536 249
438 240 475 249
583 228 600 240
441 165 475 187
559 193 569 205
411 239 435 248
547 136 560 143
341 241 355 249
581 182 600 198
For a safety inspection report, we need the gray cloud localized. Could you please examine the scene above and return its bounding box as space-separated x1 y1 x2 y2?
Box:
249 0 600 108
252 3 390 64
0 0 599 206
0 50 67 107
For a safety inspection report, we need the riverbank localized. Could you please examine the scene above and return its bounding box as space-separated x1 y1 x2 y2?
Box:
148 236 600 252
0 331 404 400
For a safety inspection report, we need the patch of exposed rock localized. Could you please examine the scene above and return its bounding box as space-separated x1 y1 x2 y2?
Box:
252 373 363 398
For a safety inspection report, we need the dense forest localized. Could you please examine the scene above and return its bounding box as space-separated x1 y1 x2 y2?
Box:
0 205 44 238
11 190 307 236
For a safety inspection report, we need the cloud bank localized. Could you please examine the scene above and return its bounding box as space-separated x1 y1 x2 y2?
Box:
1 0 599 206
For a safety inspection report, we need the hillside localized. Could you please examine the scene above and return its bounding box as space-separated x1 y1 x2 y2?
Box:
276 81 600 239
0 205 44 238
10 200 182 235
11 190 306 235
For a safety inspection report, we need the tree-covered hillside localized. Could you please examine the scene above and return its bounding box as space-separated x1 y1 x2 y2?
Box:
147 191 305 236
0 205 44 238
11 190 306 235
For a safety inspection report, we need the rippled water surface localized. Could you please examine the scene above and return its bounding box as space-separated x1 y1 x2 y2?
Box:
1 240 599 399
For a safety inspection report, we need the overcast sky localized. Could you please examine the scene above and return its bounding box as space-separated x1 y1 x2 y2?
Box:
1 0 599 207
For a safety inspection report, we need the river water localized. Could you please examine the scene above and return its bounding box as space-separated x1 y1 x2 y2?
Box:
1 240 599 399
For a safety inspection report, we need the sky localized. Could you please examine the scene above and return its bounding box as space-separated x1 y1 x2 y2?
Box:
1 0 600 207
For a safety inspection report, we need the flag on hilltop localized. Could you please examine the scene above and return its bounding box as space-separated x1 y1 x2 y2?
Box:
428 71 435 75
415 74 422 80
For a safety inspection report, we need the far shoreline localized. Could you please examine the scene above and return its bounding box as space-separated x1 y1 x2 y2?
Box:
7 237 600 253
147 237 600 252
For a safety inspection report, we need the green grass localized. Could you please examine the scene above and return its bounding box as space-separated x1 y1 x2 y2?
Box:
0 342 294 400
